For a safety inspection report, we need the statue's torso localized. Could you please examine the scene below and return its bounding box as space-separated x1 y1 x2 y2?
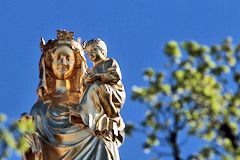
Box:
31 100 116 160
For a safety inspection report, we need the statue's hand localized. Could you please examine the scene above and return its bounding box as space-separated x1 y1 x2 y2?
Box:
84 74 101 85
24 133 35 147
95 130 111 137
69 109 86 129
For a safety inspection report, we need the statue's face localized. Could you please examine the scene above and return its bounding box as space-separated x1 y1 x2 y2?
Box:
51 45 75 79
85 43 105 63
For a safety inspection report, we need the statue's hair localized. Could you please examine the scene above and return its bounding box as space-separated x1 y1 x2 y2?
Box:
37 30 88 101
85 38 108 57
37 44 87 101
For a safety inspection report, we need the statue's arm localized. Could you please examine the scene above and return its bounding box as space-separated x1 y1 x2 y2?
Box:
99 58 122 84
21 101 44 160
83 58 122 85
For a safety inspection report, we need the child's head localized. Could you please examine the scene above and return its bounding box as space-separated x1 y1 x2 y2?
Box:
85 38 108 63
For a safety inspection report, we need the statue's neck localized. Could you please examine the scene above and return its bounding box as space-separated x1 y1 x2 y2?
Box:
55 79 71 94
48 79 79 105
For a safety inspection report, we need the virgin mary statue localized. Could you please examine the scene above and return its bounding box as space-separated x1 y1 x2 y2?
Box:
22 30 125 160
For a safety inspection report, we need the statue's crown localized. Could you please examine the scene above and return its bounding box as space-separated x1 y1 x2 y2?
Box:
57 30 74 40
40 30 80 52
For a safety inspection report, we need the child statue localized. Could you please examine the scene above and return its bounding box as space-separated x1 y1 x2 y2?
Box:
70 38 126 160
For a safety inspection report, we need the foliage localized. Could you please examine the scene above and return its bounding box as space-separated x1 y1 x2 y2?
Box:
128 38 240 160
0 113 35 160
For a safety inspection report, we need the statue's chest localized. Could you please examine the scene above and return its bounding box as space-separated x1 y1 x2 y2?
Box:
45 104 76 126
92 63 106 74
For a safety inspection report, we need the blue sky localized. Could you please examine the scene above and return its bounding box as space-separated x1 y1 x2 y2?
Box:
0 0 240 159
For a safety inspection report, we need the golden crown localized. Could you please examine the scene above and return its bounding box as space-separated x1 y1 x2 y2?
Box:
57 29 74 40
40 30 80 53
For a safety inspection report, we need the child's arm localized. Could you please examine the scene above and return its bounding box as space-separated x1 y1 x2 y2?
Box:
84 58 122 85
99 58 122 84
83 72 101 85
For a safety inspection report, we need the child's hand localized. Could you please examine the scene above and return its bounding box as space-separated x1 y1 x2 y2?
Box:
84 74 101 84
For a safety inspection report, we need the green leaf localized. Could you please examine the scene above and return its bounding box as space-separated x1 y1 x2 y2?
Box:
17 136 30 153
161 84 171 95
182 41 201 55
125 122 135 136
164 41 182 58
0 131 17 149
17 117 35 134
144 68 155 78
234 72 240 83
210 45 222 53
203 131 216 141
0 114 7 122
147 133 160 146
174 70 185 81
229 122 238 134
226 56 236 67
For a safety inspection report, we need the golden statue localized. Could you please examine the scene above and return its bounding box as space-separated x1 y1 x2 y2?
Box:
22 30 125 160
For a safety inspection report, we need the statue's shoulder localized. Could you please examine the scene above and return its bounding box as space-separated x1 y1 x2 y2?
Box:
30 99 48 116
105 58 119 67
106 57 116 63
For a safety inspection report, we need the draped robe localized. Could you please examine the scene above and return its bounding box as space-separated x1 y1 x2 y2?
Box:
28 58 125 160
